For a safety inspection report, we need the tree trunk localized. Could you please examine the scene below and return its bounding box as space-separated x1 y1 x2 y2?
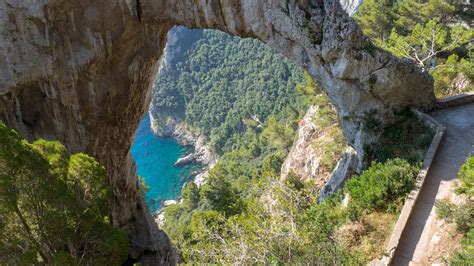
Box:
13 203 49 263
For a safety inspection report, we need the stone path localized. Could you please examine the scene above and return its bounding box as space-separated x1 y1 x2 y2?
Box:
392 102 474 265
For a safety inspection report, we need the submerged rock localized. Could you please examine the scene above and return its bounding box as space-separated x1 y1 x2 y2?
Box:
163 200 179 206
174 153 195 167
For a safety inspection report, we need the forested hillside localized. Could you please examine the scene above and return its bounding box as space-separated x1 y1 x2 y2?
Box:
152 28 307 154
161 82 432 263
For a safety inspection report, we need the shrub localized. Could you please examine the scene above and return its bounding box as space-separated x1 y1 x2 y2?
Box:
450 227 474 265
345 158 418 213
456 155 474 197
437 200 473 232
452 202 474 233
436 198 456 220
363 110 381 132
334 220 367 248
369 110 434 164
0 122 128 264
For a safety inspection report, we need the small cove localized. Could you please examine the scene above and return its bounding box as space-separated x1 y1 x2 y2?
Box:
131 114 200 213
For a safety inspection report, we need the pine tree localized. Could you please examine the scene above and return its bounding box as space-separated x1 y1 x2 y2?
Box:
0 122 128 264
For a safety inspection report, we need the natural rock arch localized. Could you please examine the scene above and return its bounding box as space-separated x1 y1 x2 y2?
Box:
0 0 434 262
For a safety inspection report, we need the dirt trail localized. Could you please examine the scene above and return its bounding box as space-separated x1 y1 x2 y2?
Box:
392 103 474 265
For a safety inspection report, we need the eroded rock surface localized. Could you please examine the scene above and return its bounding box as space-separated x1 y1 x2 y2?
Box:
150 0 434 165
282 106 323 181
339 0 363 15
0 0 434 263
281 105 346 183
281 103 357 199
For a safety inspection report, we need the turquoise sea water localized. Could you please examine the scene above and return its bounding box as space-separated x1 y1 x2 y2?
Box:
131 115 198 213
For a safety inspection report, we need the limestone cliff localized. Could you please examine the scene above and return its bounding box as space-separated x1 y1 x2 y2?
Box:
0 0 434 263
281 103 358 197
148 0 435 167
339 0 363 16
282 105 333 183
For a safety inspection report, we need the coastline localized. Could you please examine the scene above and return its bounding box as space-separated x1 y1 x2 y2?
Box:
148 111 217 224
149 111 216 185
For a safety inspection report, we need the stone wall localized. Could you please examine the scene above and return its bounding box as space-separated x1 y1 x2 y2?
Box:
370 110 446 265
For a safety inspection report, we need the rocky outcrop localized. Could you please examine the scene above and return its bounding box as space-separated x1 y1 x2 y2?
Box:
339 0 363 16
282 105 325 181
174 153 195 167
282 103 357 197
149 111 181 137
0 0 434 263
318 147 358 200
448 72 472 95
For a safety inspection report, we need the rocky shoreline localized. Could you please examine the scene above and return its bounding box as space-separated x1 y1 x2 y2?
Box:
149 111 216 187
148 111 217 226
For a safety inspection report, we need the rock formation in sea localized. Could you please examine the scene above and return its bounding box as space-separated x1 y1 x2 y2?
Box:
149 111 216 187
0 0 434 263
173 153 195 167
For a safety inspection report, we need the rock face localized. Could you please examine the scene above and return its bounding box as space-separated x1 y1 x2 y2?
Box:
173 153 195 167
281 105 332 183
149 0 435 168
0 0 434 263
318 147 358 200
339 0 363 16
281 103 357 197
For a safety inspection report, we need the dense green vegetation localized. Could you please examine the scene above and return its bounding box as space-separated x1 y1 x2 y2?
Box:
436 156 474 263
159 72 429 263
355 0 473 97
346 159 418 214
364 109 434 164
153 28 306 154
0 122 128 264
456 155 474 197
150 3 456 262
161 71 323 259
164 153 419 263
153 2 454 262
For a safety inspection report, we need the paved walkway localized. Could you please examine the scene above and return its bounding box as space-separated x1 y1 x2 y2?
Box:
392 103 474 265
